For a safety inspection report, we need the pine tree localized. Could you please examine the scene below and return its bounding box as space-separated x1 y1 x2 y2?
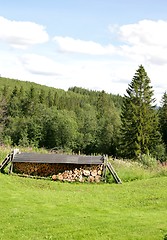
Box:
159 92 167 149
120 65 161 159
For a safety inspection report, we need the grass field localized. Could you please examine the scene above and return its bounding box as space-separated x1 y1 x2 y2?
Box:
0 173 167 240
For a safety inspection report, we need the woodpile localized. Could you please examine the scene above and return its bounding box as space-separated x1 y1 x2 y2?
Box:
13 162 59 177
51 165 103 183
13 162 81 176
13 162 103 183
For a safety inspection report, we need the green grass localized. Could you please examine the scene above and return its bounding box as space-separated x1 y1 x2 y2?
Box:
0 173 167 240
108 158 167 183
0 145 48 159
1 147 167 239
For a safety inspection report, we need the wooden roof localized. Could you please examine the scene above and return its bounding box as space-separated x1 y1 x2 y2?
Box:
12 153 104 165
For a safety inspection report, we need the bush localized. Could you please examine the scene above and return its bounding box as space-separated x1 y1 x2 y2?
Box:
139 154 158 168
3 136 13 146
151 143 167 162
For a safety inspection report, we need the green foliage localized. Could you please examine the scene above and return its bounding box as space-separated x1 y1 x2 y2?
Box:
3 136 13 146
139 154 158 168
159 92 167 152
74 104 97 153
120 65 162 160
151 143 166 162
18 132 30 147
0 75 166 161
0 96 7 143
41 109 78 149
107 158 167 184
107 159 149 183
0 77 123 155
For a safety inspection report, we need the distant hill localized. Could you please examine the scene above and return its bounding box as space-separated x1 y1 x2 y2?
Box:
0 76 123 109
0 76 123 155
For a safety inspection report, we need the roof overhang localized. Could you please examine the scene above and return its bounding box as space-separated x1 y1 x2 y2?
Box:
12 153 104 165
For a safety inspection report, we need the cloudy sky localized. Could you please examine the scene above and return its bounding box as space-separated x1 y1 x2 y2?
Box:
0 0 167 104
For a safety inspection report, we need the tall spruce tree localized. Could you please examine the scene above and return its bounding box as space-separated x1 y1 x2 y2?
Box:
159 92 167 149
120 65 161 159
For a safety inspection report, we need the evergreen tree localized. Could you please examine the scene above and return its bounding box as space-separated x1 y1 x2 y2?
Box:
39 89 46 104
120 65 161 159
47 90 53 108
7 86 22 117
159 92 167 149
0 77 123 154
0 95 7 143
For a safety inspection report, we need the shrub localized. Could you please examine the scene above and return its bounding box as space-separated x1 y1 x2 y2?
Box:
151 143 167 162
3 136 13 146
139 154 158 168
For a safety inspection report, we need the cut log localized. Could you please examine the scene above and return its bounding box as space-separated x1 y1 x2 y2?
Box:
57 173 64 181
83 170 90 176
88 176 95 182
95 175 101 183
79 175 84 182
73 168 78 174
52 175 57 181
91 169 97 177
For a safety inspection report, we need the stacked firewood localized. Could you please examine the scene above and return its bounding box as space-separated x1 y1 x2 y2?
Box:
13 162 81 176
13 162 104 182
13 162 58 177
52 164 103 183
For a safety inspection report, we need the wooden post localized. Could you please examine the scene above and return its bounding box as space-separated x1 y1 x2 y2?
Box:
102 155 108 182
8 163 13 174
8 149 20 174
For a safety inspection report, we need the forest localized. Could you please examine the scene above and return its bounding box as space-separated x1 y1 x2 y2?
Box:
0 65 167 162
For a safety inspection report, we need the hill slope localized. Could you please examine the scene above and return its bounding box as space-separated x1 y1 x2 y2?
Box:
0 77 123 155
0 173 167 240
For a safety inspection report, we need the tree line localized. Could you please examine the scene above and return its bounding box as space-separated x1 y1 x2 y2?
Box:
0 66 167 162
0 77 122 155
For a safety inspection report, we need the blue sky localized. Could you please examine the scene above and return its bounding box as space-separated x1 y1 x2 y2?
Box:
0 0 167 103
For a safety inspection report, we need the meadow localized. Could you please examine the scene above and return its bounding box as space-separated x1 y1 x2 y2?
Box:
0 171 167 240
1 146 167 239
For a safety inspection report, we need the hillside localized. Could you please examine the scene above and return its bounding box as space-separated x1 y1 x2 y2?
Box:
0 75 166 162
0 77 123 106
0 77 123 156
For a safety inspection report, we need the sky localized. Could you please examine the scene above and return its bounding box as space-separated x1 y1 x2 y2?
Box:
0 0 167 104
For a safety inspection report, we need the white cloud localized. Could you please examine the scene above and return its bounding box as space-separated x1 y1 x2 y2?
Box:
119 20 167 47
20 54 63 76
53 36 116 55
53 20 167 67
52 20 167 104
0 17 167 105
0 16 49 49
118 19 167 65
16 52 135 96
